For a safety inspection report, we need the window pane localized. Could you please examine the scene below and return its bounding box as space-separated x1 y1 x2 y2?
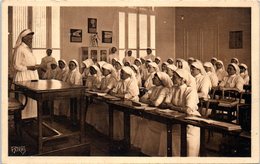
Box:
32 49 60 64
52 6 60 48
150 15 155 49
128 13 137 49
139 14 147 49
119 12 125 49
32 50 47 64
139 50 147 58
32 6 46 48
13 6 28 47
119 50 125 61
131 50 137 58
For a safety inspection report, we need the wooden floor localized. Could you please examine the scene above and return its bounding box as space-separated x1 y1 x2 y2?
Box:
8 116 249 157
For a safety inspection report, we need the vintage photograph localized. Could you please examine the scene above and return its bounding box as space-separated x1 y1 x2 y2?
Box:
88 18 97 33
1 1 259 164
70 29 82 42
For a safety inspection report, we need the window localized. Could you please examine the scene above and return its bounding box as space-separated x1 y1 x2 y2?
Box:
10 6 60 65
119 8 156 61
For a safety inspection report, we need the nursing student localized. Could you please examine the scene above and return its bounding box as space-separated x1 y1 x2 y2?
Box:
86 63 117 135
110 66 140 140
159 69 201 156
55 59 69 82
219 63 244 92
239 63 250 85
137 72 173 156
144 62 160 89
12 29 39 119
190 61 212 99
203 62 219 87
215 60 228 82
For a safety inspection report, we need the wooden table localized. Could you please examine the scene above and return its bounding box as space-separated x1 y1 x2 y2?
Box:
15 80 86 154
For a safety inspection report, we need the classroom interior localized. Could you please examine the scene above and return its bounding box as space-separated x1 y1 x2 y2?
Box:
5 6 253 159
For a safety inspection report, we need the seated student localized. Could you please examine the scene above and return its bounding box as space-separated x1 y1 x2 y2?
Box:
166 64 177 78
144 48 155 61
43 61 58 79
86 63 117 135
144 62 160 89
124 61 131 67
85 65 102 90
231 57 239 65
123 50 135 65
97 61 106 69
159 69 201 156
167 58 174 65
176 58 197 90
204 62 219 87
108 47 119 64
190 61 212 99
115 60 124 81
55 59 69 81
81 59 94 84
187 57 195 66
110 66 139 140
111 57 118 68
154 56 161 65
140 59 152 83
137 72 173 155
39 48 56 79
215 60 228 82
161 62 169 73
66 59 83 85
130 64 142 87
211 57 218 69
56 59 82 117
219 63 244 92
239 63 250 85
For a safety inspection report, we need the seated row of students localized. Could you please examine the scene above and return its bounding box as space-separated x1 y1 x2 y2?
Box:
44 55 248 156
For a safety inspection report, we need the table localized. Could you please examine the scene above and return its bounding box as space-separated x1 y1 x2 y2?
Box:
15 80 86 154
85 92 251 157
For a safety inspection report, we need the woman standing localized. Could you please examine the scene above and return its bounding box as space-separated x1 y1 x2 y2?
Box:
12 29 39 119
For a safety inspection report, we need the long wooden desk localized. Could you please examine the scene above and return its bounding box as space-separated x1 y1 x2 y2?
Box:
15 80 86 154
85 92 251 157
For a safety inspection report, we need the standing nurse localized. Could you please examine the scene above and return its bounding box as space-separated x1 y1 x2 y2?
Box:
12 29 39 118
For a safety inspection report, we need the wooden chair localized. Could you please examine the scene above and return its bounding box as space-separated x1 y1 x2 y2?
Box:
8 82 28 137
210 88 242 123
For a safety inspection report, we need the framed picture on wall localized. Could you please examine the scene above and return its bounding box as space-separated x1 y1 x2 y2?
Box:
102 31 112 43
229 31 243 49
70 29 82 42
100 50 107 62
88 18 97 33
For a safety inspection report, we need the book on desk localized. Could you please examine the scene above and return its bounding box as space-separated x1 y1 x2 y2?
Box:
185 116 241 131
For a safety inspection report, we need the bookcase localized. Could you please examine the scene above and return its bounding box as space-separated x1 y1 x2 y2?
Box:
81 47 110 64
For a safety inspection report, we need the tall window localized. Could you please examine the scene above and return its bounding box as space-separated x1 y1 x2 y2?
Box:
10 6 60 65
119 8 156 61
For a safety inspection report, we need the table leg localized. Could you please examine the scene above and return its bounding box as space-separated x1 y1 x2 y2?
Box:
80 95 86 142
181 124 187 156
109 106 114 140
37 99 43 154
200 128 206 156
167 123 172 156
124 113 130 150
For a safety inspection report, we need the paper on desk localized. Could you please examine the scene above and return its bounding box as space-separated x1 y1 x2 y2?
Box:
157 109 185 117
144 106 157 111
102 94 121 101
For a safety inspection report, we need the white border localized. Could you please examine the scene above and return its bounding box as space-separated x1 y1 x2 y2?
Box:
1 0 259 163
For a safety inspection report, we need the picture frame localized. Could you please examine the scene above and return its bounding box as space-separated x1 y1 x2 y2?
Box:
102 31 112 43
100 50 107 62
88 18 97 33
229 31 243 49
70 29 82 42
90 49 98 63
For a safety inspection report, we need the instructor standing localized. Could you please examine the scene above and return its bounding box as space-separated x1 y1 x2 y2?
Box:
12 29 39 118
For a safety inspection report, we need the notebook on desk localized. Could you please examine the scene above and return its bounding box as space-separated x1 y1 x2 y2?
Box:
185 116 241 131
156 109 185 118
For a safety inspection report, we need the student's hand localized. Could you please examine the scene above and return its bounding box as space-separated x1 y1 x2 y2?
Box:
27 66 37 71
